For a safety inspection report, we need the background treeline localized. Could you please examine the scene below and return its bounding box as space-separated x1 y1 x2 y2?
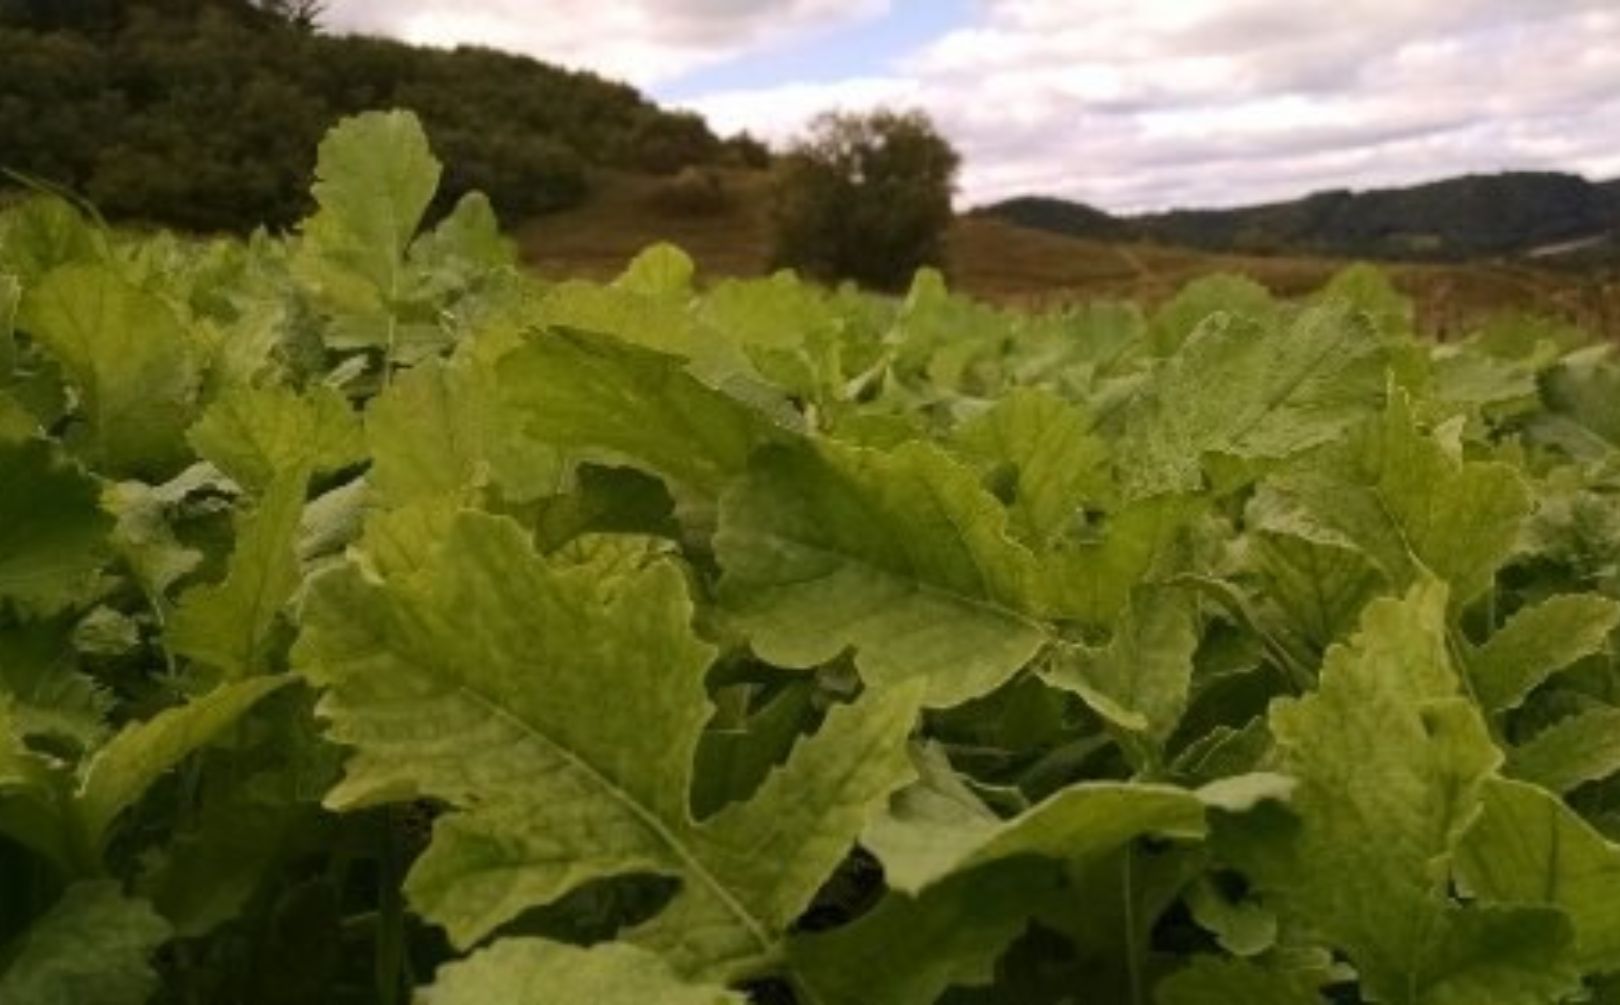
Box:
984 172 1620 264
0 0 768 231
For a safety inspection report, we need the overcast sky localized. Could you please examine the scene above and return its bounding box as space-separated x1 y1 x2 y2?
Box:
322 0 1620 212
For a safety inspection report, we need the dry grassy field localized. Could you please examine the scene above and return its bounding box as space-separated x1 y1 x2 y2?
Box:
518 168 1620 339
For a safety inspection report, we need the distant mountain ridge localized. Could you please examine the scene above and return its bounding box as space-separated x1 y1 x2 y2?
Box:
981 172 1620 263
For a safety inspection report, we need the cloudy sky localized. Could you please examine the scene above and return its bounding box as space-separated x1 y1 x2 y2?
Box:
323 0 1620 212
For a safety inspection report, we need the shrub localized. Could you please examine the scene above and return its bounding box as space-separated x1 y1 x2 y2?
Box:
769 108 959 291
643 166 731 217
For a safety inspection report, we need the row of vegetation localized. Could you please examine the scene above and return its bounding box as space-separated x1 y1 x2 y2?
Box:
7 110 1620 1004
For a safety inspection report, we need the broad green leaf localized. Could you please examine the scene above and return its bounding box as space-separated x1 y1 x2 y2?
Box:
789 860 1057 1005
692 682 814 819
699 271 834 354
952 387 1111 547
1244 525 1388 657
1457 777 1620 972
1416 906 1576 1005
497 330 788 501
1154 956 1325 1005
20 263 199 476
865 778 1205 896
1147 273 1277 355
1120 303 1385 497
368 356 488 505
0 882 170 1005
1045 584 1198 742
409 191 514 281
716 439 1048 706
1216 580 1578 1002
167 471 308 678
188 383 363 493
1251 391 1530 608
103 464 219 600
539 263 758 384
1317 261 1413 337
1184 876 1277 956
421 940 741 1005
295 109 440 319
1544 344 1620 448
75 676 289 856
1043 493 1199 626
1468 594 1620 714
1430 349 1538 417
1507 707 1620 794
0 195 104 284
0 438 111 614
296 512 919 978
616 242 695 295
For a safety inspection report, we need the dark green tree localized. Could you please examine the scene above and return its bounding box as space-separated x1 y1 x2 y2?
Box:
0 2 723 231
769 108 960 291
254 0 324 31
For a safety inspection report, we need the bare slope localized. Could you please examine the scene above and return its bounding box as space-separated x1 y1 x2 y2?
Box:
518 169 1620 338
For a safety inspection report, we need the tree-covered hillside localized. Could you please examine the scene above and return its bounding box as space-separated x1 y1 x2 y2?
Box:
0 0 735 231
983 172 1620 263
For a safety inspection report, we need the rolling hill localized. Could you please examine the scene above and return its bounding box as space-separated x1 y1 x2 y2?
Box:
981 172 1620 263
519 168 1620 339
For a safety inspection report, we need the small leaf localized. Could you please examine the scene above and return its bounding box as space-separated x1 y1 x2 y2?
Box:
1507 707 1620 793
167 471 308 678
865 779 1205 896
952 387 1111 546
1045 584 1198 741
1469 594 1620 714
188 383 363 493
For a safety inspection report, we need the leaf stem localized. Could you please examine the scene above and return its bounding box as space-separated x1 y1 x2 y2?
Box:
1122 842 1145 1005
375 808 406 1005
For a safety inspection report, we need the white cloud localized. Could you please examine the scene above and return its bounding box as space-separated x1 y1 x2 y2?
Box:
321 0 888 86
325 0 1620 212
681 0 1620 210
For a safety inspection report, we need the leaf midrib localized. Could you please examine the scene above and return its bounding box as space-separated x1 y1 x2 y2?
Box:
450 679 775 958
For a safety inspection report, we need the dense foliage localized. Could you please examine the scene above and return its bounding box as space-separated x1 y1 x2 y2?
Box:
0 0 725 230
7 111 1620 1004
770 110 960 291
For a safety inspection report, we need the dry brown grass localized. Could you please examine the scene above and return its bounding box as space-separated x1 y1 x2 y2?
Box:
516 168 1620 338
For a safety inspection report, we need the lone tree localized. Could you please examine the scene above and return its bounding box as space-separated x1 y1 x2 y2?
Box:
769 109 960 291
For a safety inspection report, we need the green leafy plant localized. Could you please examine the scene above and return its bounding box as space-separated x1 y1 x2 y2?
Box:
3 110 1620 1004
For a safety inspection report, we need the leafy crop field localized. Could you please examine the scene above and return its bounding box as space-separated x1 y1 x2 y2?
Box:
5 111 1620 1004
